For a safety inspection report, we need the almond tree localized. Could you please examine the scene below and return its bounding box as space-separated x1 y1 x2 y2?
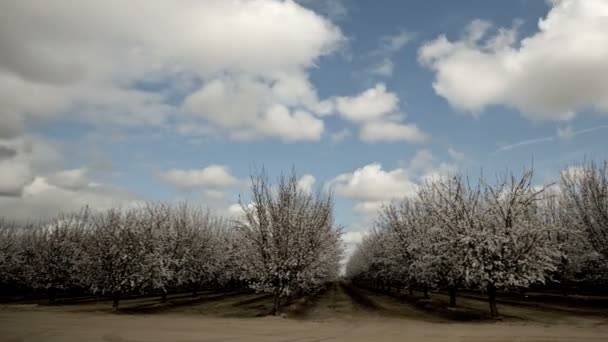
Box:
136 203 177 303
379 200 433 296
20 210 90 302
171 204 224 295
418 176 476 306
0 219 23 293
467 170 561 317
235 170 342 315
85 208 147 308
561 160 608 262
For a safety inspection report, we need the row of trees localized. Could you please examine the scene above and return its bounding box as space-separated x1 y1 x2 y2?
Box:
346 161 608 317
0 171 342 314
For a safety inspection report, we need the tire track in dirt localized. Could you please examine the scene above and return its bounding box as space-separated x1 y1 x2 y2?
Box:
288 282 438 321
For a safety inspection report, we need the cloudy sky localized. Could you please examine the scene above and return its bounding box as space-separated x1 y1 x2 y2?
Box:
1 0 607 253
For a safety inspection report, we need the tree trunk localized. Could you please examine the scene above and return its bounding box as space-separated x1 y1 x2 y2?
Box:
449 286 457 307
112 292 120 309
161 289 167 303
487 284 498 317
423 286 429 299
409 286 414 296
48 287 57 304
272 292 281 316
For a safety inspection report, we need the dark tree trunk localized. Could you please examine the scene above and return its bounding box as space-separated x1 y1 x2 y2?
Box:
423 286 429 299
409 286 414 296
487 284 498 317
161 289 167 303
112 292 121 309
272 292 281 316
48 287 56 304
449 286 457 307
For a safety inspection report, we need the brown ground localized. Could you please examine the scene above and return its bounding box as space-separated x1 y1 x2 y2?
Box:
1 283 607 342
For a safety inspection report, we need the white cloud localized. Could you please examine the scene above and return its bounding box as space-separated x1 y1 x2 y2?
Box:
342 230 366 245
419 0 608 121
334 83 429 143
0 176 139 222
448 147 466 161
0 136 62 197
408 149 435 172
328 163 418 202
227 203 245 218
183 74 327 141
160 165 239 189
335 84 399 122
47 168 91 191
328 150 458 221
353 201 385 216
360 121 428 143
0 161 33 197
0 0 344 141
297 174 316 194
203 189 226 200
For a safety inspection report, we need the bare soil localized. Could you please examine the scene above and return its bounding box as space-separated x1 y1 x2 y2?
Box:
1 283 607 342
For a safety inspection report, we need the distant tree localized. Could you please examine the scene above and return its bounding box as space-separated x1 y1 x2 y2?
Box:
85 208 146 308
20 210 89 302
0 219 23 291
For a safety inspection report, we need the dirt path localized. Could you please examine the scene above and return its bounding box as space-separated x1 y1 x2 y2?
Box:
286 282 429 320
1 308 607 342
1 284 607 341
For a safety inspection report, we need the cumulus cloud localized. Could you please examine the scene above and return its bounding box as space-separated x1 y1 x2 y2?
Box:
0 137 139 221
419 0 608 121
334 84 429 143
47 168 92 191
0 161 33 197
335 84 399 122
0 137 62 197
0 0 344 141
328 163 418 202
359 121 428 143
0 176 139 222
160 165 239 189
328 150 458 221
297 174 316 194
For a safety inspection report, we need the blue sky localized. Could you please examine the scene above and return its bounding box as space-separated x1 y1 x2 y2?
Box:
1 0 607 250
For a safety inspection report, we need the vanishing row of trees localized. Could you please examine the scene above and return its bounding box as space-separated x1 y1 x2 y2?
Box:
346 161 608 317
0 171 342 314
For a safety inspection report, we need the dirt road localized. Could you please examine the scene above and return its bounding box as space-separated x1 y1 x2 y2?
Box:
1 283 607 341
